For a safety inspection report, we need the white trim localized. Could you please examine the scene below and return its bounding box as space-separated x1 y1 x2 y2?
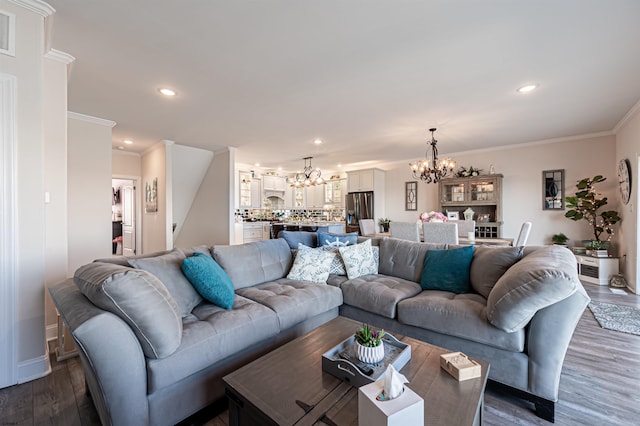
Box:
0 9 16 57
113 174 142 256
0 74 18 389
7 0 54 17
17 352 51 384
67 111 116 128
613 98 640 134
44 48 75 64
46 323 57 342
112 149 141 157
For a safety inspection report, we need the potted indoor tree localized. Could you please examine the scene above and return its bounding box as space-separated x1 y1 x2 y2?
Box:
354 324 385 364
565 175 621 252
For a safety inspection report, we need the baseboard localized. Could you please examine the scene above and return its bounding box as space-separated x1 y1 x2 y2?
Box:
46 323 57 342
17 349 51 384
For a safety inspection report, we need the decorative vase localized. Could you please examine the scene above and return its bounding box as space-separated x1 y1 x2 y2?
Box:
354 340 385 364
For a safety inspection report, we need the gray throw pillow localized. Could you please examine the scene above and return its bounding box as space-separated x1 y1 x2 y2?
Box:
74 262 182 359
486 246 579 333
129 248 203 316
470 246 524 298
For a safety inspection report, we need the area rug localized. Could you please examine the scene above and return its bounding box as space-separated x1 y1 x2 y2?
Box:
588 301 640 336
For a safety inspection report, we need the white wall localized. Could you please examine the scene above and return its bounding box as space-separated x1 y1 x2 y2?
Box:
141 141 170 253
112 150 141 176
0 0 50 385
67 113 114 273
43 55 69 335
384 134 618 247
615 102 640 293
175 147 235 247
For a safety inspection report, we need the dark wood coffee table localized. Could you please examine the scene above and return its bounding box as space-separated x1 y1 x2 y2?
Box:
223 317 489 426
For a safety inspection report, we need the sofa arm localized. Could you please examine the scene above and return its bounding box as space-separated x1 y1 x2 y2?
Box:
526 283 590 401
49 279 149 426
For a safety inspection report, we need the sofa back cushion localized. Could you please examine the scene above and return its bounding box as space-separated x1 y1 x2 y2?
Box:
486 245 579 332
378 238 446 283
213 238 293 289
279 231 318 249
470 246 524 298
74 262 182 359
129 248 203 316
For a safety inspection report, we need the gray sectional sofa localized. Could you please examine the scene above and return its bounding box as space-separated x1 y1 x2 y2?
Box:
49 235 589 425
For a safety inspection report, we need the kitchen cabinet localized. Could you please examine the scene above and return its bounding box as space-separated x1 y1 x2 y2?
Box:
325 179 346 206
239 171 262 209
242 222 269 244
293 186 305 208
263 175 286 191
438 174 503 238
306 184 326 208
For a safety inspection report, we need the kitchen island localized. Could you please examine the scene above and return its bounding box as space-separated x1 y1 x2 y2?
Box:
234 221 346 244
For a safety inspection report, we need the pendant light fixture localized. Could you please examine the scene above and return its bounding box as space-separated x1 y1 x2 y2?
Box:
409 128 456 183
290 157 325 187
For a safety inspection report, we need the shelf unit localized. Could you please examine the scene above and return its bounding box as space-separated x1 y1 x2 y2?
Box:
438 174 503 238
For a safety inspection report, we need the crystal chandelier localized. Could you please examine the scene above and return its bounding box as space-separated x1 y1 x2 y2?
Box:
409 128 456 183
290 157 325 187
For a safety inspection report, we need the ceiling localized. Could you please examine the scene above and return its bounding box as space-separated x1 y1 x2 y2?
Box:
46 0 640 173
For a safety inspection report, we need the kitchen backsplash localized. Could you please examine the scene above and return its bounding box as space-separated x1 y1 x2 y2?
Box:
236 207 345 222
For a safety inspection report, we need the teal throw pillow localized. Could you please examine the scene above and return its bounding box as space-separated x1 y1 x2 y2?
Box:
420 246 475 294
182 252 235 309
317 231 358 247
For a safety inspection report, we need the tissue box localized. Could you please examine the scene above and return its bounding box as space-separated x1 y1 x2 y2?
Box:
358 381 424 426
439 352 481 381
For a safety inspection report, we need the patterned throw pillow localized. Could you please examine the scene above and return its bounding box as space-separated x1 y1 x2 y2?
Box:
317 231 359 247
339 239 378 279
286 244 335 283
320 246 347 275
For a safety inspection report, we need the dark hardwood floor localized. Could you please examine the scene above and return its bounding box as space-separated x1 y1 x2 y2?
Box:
1 283 638 425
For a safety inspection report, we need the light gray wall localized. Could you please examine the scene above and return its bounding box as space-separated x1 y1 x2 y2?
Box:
175 147 235 247
384 134 618 247
141 141 170 253
67 114 113 273
615 103 640 293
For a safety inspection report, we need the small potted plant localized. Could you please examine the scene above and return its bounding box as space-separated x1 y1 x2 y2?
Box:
378 218 391 233
551 233 569 246
354 324 385 364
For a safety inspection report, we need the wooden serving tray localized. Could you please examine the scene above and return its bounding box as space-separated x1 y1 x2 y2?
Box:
322 332 411 388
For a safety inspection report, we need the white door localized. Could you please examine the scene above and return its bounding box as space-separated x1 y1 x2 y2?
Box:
122 182 136 256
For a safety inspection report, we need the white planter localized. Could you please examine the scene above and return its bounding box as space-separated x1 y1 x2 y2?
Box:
355 340 385 364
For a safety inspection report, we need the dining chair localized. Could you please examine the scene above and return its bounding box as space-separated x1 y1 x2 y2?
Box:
514 221 532 246
359 219 377 236
389 221 420 242
449 220 476 238
422 222 459 244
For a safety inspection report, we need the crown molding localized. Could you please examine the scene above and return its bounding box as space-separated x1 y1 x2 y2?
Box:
44 48 75 64
7 0 54 17
613 98 640 134
67 111 116 128
112 149 141 157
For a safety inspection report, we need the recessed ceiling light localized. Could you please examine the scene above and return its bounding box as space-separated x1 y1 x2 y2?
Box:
123 139 133 145
117 146 125 150
314 139 323 145
159 88 176 96
255 163 260 167
337 164 342 168
517 84 538 93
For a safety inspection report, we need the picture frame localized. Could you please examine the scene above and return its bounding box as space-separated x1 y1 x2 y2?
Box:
542 169 564 210
145 177 158 213
405 181 417 211
447 211 459 220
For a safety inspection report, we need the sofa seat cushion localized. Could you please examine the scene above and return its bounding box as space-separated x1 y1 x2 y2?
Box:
146 295 280 393
236 279 343 330
340 274 422 319
397 291 524 352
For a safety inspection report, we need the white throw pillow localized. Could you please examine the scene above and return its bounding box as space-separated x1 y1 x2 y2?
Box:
339 239 378 279
287 244 334 283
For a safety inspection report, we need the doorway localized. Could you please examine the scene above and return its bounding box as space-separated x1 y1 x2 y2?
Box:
112 178 137 256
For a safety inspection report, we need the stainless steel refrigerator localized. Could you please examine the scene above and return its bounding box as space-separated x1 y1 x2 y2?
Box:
345 191 374 234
